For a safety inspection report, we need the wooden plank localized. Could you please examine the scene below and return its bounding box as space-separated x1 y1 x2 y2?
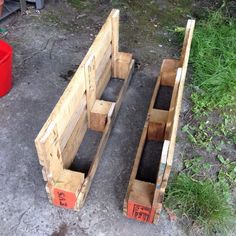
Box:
180 20 193 66
86 13 112 73
111 9 119 77
96 59 112 99
60 95 87 151
46 142 64 182
152 140 169 208
95 44 112 83
85 55 96 128
149 76 161 111
124 123 148 206
61 111 87 168
164 68 182 139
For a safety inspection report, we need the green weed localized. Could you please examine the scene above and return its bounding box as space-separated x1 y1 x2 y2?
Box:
184 156 212 177
182 123 213 150
217 155 236 188
165 174 235 235
68 0 89 9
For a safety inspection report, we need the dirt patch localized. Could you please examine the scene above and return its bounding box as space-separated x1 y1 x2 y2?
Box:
51 223 68 236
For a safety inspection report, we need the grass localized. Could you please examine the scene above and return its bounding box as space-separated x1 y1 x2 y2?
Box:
68 0 90 9
165 174 235 235
166 10 236 235
179 11 236 147
190 11 236 114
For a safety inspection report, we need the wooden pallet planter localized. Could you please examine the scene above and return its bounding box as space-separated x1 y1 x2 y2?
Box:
35 9 134 210
123 19 195 224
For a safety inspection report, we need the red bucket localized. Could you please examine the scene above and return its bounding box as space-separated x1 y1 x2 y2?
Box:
0 40 13 97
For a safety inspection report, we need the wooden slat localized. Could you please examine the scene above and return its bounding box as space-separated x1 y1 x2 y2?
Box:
152 140 169 208
96 59 112 98
111 9 119 77
95 44 112 83
61 110 87 169
60 95 87 151
164 68 182 139
86 13 112 73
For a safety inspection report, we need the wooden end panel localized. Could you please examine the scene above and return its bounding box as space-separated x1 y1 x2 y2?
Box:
115 52 133 80
90 100 113 132
147 109 168 141
126 180 156 223
160 59 180 87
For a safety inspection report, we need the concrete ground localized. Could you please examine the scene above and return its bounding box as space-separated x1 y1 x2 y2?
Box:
0 1 196 235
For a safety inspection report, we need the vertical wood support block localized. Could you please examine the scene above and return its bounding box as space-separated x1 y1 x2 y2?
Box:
116 52 133 80
127 180 156 223
90 100 113 132
147 109 168 141
111 9 119 77
85 55 96 128
52 170 85 209
160 59 180 87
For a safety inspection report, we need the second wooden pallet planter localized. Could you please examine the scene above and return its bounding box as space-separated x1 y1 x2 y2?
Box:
123 19 195 223
35 9 134 210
